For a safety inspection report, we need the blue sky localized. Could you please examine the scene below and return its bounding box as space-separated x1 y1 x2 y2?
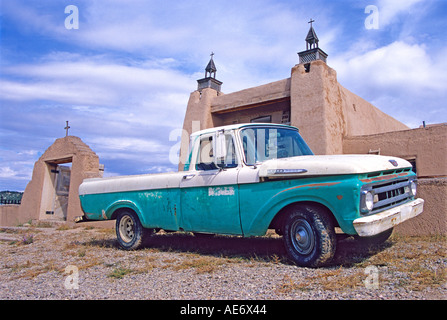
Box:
1 0 446 191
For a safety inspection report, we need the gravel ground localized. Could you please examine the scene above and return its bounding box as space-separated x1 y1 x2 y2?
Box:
0 225 445 300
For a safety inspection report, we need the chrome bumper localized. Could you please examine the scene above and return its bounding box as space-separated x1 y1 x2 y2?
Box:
353 198 424 237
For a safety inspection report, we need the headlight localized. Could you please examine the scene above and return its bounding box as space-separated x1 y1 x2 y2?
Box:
361 190 375 213
409 180 417 196
364 191 374 211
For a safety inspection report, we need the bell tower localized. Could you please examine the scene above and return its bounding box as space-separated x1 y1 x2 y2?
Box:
197 52 223 92
298 19 328 64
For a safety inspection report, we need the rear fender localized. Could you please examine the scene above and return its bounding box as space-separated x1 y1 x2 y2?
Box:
106 200 146 225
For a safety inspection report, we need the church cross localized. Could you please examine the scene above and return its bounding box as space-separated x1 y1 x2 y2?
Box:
64 121 70 137
308 18 315 27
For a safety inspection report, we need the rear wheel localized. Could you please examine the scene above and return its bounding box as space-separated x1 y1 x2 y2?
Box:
116 210 153 250
283 205 336 267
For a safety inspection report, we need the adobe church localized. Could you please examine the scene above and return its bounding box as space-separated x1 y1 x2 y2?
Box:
180 21 446 235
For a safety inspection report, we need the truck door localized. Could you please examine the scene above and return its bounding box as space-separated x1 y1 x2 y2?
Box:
180 132 242 235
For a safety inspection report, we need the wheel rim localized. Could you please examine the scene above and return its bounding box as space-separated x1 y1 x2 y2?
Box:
119 215 135 243
290 218 315 255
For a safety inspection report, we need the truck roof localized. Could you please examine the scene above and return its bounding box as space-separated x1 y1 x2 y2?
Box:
190 123 297 138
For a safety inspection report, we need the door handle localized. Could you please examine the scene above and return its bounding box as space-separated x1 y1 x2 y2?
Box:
183 174 195 180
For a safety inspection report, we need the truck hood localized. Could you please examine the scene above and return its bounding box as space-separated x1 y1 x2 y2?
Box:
258 154 412 178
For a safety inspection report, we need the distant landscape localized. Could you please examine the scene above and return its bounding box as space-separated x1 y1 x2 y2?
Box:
0 191 23 205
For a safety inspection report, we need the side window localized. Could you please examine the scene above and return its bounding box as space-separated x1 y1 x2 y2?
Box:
217 134 238 169
195 134 238 171
196 135 217 171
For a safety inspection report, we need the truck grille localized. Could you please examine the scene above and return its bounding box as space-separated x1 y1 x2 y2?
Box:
370 179 413 213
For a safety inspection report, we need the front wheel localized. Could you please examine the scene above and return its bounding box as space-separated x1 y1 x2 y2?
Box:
283 206 336 267
116 210 153 250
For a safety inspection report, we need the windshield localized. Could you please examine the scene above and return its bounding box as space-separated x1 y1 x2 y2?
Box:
240 127 313 165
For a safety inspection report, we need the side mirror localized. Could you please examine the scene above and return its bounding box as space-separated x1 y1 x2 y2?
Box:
214 130 227 168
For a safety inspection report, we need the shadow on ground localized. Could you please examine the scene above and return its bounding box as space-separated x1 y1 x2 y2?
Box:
85 230 393 267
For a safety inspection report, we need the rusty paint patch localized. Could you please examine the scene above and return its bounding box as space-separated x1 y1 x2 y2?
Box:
337 195 343 200
361 172 411 183
274 182 341 197
361 175 397 183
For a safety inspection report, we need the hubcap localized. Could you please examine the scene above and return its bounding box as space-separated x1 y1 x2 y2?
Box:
119 215 135 243
291 219 315 255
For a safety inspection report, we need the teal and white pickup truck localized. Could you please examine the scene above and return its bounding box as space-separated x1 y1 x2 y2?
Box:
78 123 424 267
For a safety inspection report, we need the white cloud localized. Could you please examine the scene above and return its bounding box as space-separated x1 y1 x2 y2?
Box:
332 40 447 127
0 79 114 105
0 54 194 140
0 1 60 35
334 41 446 92
1 57 193 102
89 136 169 154
2 0 334 93
0 150 36 190
0 167 18 179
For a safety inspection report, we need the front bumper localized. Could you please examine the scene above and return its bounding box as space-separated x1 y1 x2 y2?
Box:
353 198 424 237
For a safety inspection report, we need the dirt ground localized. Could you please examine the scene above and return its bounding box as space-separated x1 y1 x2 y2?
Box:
0 224 445 300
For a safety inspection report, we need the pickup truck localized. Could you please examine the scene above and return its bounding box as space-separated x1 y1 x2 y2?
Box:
78 123 424 267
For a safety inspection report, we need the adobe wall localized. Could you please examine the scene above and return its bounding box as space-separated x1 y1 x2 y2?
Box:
179 88 220 170
290 62 334 154
211 78 291 113
343 125 447 177
290 60 409 155
339 86 409 136
213 100 290 127
183 88 219 135
394 178 447 236
0 205 21 227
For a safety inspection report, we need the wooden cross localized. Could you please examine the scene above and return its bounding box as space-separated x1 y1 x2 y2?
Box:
308 18 315 27
64 121 70 137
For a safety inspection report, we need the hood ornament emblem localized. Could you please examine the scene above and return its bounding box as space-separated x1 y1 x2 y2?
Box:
267 169 308 175
389 159 398 167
